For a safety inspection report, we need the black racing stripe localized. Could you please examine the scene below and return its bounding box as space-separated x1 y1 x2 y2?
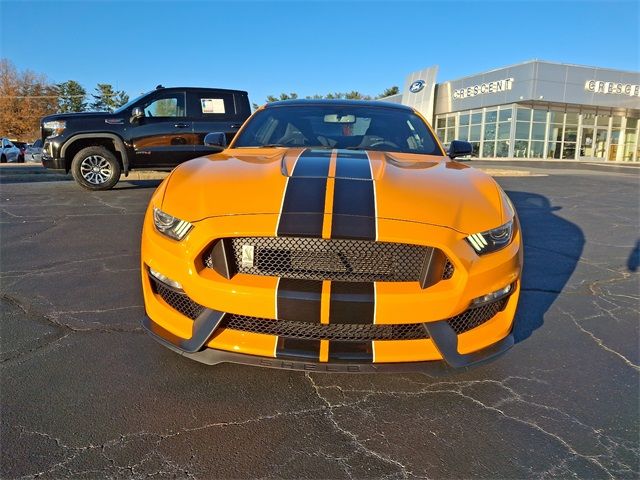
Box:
334 150 370 179
277 149 331 238
276 337 321 361
328 341 373 362
292 149 332 176
329 282 375 325
276 278 322 323
331 150 376 240
277 178 326 237
331 179 376 240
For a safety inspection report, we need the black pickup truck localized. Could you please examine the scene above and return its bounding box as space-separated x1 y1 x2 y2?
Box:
41 86 251 190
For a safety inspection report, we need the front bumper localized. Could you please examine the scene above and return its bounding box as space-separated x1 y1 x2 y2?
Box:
141 312 515 373
41 136 67 171
141 210 522 370
41 156 66 171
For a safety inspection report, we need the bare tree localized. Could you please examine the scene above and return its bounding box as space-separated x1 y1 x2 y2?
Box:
0 59 58 140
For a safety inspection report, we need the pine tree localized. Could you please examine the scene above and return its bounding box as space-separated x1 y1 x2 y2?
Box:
90 84 128 112
57 80 87 112
378 86 400 98
114 90 129 109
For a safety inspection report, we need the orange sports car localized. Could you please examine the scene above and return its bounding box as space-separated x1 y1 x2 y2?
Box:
141 100 522 373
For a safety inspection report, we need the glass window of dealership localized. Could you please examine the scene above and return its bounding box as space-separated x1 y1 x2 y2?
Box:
435 104 638 161
390 60 640 161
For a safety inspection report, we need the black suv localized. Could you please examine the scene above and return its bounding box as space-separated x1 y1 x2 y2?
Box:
41 86 251 190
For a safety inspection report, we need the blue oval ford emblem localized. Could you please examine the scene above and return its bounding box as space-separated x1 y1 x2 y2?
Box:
409 80 426 93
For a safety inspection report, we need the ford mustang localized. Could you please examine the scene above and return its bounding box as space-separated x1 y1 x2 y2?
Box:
140 100 522 373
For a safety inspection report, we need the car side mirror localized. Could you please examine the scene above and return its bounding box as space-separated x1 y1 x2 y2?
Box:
448 140 473 159
131 107 144 123
204 132 227 148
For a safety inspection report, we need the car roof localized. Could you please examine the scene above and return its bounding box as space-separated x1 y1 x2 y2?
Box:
263 99 415 111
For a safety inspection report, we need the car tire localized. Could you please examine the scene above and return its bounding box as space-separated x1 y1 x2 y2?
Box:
0 155 5 163
71 146 121 191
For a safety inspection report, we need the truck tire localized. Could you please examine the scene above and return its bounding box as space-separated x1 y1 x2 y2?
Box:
71 146 121 191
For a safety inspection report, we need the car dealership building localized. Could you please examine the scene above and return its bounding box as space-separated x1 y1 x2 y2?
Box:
382 60 640 161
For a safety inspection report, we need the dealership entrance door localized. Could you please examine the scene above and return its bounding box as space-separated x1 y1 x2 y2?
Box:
579 127 608 160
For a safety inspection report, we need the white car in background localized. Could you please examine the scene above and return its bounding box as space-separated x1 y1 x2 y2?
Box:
1 138 21 163
25 139 43 163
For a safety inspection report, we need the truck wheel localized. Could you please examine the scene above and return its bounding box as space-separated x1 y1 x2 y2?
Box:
71 146 121 191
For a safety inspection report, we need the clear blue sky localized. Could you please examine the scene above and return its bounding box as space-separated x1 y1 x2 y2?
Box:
1 0 639 105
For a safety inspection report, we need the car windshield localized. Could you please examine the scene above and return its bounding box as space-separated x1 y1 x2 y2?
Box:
233 104 443 155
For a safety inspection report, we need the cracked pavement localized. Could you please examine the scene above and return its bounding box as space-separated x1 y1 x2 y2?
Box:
1 164 638 479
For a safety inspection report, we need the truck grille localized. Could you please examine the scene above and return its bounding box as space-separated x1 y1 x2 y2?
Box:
205 237 454 283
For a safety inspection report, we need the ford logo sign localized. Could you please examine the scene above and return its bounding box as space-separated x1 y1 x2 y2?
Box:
409 80 426 93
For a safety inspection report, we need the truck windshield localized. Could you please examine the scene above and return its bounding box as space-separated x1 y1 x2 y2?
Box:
233 104 443 156
113 93 147 114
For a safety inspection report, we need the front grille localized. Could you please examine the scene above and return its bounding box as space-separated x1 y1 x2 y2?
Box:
151 275 507 340
151 278 205 320
220 315 429 341
205 237 454 283
447 298 508 335
220 300 506 341
442 259 454 280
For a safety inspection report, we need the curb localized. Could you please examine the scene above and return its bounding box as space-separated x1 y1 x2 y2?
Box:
0 165 169 183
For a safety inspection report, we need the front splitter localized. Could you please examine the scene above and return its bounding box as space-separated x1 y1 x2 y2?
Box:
141 315 514 375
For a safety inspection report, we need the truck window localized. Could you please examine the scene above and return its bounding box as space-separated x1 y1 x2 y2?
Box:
143 93 186 118
197 92 235 116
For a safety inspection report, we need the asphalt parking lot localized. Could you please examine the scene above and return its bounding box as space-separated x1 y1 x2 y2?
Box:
1 162 638 479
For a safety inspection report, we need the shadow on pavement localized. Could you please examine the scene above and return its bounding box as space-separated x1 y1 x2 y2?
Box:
627 240 639 272
506 190 584 343
115 179 164 190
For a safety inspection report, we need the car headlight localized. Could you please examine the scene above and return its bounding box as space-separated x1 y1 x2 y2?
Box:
466 220 514 255
43 120 66 137
153 207 193 240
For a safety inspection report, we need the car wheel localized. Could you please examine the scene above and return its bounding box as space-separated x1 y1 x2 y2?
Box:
71 146 121 191
0 155 6 163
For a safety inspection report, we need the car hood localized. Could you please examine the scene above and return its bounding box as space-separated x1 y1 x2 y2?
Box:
41 112 116 122
161 147 509 235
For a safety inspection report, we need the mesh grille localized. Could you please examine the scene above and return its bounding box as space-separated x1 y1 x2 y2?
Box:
205 237 454 283
442 260 454 280
218 301 505 341
151 278 205 320
220 316 429 341
151 275 506 340
447 298 508 334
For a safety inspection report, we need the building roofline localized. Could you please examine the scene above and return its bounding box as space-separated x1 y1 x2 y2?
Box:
439 59 640 84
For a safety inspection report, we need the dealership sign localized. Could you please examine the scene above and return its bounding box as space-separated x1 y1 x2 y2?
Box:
584 80 640 97
409 80 426 93
453 78 514 99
